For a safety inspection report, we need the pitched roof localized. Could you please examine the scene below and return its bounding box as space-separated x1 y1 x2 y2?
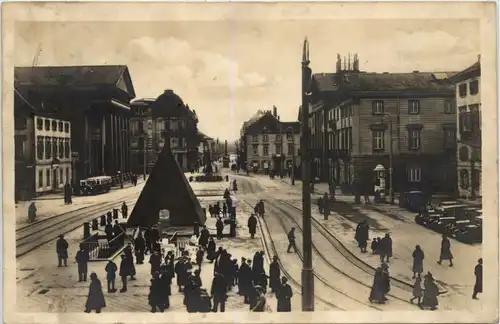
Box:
281 121 300 133
313 71 456 93
449 61 481 84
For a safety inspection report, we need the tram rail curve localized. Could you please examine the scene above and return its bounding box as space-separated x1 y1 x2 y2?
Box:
263 201 397 310
16 194 139 258
241 200 342 311
267 200 417 308
276 199 416 292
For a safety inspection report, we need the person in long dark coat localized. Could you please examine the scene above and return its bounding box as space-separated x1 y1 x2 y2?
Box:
119 254 128 292
64 182 72 205
124 244 136 280
175 258 186 292
199 226 210 249
213 248 224 275
259 200 265 217
222 203 227 218
412 245 425 278
160 267 172 309
149 250 162 277
196 247 205 270
148 274 164 313
103 259 117 292
379 233 393 263
134 232 146 264
121 202 128 218
242 259 253 304
248 214 258 239
237 257 247 295
56 234 69 267
269 255 281 293
437 234 453 267
473 258 483 299
216 218 224 240
85 273 106 313
75 246 89 282
211 272 227 312
355 221 369 253
369 267 386 304
144 228 152 255
276 277 293 312
105 222 113 242
184 270 202 313
322 193 331 220
421 272 439 310
251 252 261 284
206 238 217 262
28 202 37 222
318 197 324 214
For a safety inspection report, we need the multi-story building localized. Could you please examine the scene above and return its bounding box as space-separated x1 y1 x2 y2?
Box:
130 91 200 172
14 90 72 200
130 98 155 175
308 54 458 194
197 131 215 167
14 65 136 191
450 57 481 199
240 106 300 174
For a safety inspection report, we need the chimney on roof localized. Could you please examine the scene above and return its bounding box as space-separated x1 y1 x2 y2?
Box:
353 53 360 72
336 54 341 73
273 105 277 117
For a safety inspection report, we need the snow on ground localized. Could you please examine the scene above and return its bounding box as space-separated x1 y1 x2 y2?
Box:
15 179 147 227
16 182 283 313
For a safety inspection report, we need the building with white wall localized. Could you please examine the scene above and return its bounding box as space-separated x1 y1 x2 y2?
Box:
451 56 481 199
34 116 72 194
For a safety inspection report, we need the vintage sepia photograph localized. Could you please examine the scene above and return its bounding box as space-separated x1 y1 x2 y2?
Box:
2 2 498 323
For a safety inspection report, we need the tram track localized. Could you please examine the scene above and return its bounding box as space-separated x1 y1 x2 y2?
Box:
269 199 416 308
16 194 139 258
241 200 343 311
277 199 415 292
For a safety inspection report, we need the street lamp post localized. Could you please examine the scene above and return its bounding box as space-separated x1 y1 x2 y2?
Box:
143 134 147 180
301 37 314 312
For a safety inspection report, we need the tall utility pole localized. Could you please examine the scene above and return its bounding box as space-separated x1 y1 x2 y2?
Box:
301 37 314 311
143 134 147 180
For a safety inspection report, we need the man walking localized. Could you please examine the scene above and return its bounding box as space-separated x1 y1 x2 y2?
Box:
56 234 69 267
75 245 89 282
287 227 297 253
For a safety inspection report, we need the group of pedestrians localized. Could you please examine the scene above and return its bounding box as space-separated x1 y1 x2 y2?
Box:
354 220 483 309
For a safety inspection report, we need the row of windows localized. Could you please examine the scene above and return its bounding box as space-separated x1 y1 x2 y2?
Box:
37 167 71 189
36 137 71 160
371 129 456 151
251 144 296 156
36 118 70 133
251 134 294 142
326 128 353 150
458 79 479 98
370 100 455 115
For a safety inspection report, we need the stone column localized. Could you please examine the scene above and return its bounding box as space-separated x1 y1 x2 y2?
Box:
101 113 106 175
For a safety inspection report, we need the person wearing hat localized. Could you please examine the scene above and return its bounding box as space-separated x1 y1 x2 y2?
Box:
237 257 247 295
148 273 164 313
104 259 117 293
473 258 483 299
56 234 69 267
119 254 128 292
85 273 106 313
369 266 385 304
75 244 89 282
276 276 293 312
150 250 162 277
269 256 281 293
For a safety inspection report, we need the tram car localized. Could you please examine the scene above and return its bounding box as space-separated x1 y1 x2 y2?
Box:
79 176 113 196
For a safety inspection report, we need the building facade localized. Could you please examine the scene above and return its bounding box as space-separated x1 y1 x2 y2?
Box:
240 107 300 174
15 65 136 194
130 91 200 172
130 98 156 175
307 54 458 194
451 58 481 199
14 93 73 200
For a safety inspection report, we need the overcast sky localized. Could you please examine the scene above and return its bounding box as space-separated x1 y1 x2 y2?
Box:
14 20 479 141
